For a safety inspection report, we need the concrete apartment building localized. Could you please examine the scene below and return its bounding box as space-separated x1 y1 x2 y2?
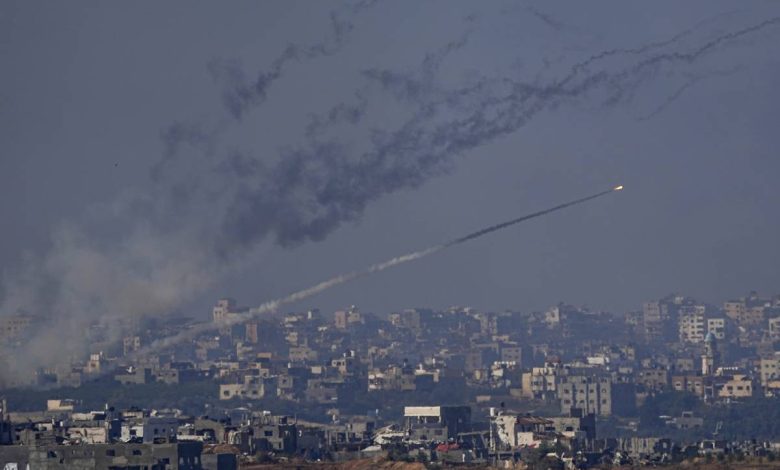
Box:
0 314 38 338
558 376 615 416
768 316 780 341
678 305 706 344
521 361 567 399
637 368 670 391
333 306 363 329
724 292 772 326
219 376 265 400
672 375 706 397
760 354 780 389
403 406 471 440
642 298 682 343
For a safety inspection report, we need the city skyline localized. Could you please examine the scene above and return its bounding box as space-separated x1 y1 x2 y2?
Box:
2 3 780 468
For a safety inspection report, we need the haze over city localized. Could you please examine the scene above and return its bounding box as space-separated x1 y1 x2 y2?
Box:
1 2 780 468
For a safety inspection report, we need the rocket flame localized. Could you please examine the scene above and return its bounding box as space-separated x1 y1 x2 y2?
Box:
613 185 624 191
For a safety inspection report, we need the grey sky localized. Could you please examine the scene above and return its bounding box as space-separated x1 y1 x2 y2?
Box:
1 0 779 344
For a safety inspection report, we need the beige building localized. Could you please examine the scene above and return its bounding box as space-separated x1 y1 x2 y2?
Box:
558 376 613 416
212 298 250 328
678 305 706 344
717 375 754 399
368 365 416 392
672 375 705 397
389 309 422 332
334 306 363 329
638 368 669 391
723 300 745 322
642 301 664 341
47 399 77 412
521 362 566 399
760 355 780 388
768 317 780 341
288 346 318 362
85 352 105 375
212 298 236 322
724 293 769 326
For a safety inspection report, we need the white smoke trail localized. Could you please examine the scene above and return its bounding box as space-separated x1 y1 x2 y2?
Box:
138 244 444 355
135 186 621 358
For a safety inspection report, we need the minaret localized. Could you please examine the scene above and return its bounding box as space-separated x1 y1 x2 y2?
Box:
702 332 719 376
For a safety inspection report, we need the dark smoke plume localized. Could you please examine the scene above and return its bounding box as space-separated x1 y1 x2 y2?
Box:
214 14 780 251
208 2 373 120
1 7 778 386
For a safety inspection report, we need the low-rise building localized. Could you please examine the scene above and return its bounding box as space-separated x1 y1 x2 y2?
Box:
403 406 471 440
717 374 754 400
219 376 265 400
638 368 669 391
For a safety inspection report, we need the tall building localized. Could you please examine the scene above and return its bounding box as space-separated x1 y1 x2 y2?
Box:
679 305 706 344
759 354 780 389
643 296 684 343
559 376 613 416
642 301 663 342
0 314 39 341
0 398 10 445
212 298 237 323
245 322 259 344
701 332 719 376
558 376 634 417
768 316 780 341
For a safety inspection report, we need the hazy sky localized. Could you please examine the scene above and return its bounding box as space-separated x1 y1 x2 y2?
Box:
2 0 780 329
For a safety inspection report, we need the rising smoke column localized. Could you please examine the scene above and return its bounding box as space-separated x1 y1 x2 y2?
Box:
1 6 779 386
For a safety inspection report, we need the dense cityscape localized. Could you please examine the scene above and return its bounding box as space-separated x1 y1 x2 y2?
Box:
4 1 780 469
2 290 780 468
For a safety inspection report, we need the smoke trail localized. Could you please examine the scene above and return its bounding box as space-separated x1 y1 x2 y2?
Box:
446 188 617 246
134 186 621 357
221 14 780 252
208 1 374 120
2 7 778 386
635 65 744 121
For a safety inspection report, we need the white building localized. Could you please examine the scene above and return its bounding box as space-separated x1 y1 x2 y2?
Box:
121 417 179 443
679 305 706 344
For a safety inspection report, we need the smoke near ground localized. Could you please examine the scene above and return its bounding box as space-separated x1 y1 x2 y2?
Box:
1 4 778 386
